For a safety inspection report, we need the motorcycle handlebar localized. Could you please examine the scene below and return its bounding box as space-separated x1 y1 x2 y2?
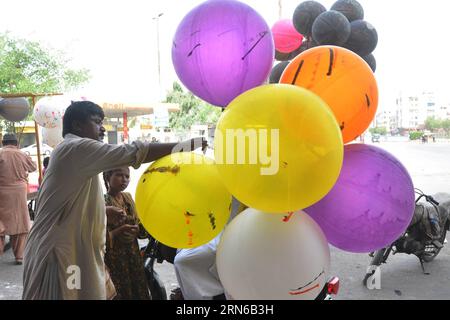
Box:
415 188 440 206
425 196 440 207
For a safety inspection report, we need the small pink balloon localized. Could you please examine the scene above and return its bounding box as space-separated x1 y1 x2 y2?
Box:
271 19 304 53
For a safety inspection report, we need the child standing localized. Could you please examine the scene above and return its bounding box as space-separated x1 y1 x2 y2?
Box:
103 167 150 300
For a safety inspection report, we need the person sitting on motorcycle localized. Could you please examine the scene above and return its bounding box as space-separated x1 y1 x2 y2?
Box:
173 198 247 300
103 167 150 300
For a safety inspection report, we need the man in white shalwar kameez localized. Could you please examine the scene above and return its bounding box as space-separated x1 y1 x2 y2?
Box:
174 198 246 300
23 101 205 300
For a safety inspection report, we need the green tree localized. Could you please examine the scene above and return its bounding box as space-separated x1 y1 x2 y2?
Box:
424 117 442 131
369 127 387 135
0 32 90 132
166 82 222 131
442 119 450 133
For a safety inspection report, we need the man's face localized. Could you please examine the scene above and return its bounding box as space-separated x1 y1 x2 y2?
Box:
77 115 106 141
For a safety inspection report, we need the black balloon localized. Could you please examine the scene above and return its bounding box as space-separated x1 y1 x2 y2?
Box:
275 39 318 62
312 10 351 46
269 61 291 83
344 20 378 56
362 53 376 72
275 49 291 62
293 1 326 37
330 0 364 22
0 98 30 122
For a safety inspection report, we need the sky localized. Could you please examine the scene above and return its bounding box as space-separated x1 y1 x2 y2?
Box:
1 0 450 110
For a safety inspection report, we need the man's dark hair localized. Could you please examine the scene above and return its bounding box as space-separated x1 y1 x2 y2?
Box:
62 101 105 137
2 133 18 146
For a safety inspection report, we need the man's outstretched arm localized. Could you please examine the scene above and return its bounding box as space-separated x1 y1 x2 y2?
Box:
143 137 207 163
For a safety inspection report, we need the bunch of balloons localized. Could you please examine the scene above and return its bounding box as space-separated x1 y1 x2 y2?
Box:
269 1 416 253
270 0 378 83
134 0 414 300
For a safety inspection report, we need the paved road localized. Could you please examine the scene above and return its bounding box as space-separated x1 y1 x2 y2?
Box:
2 140 449 299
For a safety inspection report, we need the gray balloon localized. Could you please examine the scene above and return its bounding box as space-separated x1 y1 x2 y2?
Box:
362 53 376 72
274 49 291 62
293 1 327 37
344 20 378 56
269 61 291 84
312 11 351 46
275 41 315 62
0 97 30 122
330 0 364 22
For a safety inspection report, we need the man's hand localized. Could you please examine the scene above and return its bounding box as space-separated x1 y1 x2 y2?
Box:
178 137 208 153
106 206 126 226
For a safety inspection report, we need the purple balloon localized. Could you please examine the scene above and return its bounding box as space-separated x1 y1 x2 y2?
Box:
305 144 415 253
172 0 274 107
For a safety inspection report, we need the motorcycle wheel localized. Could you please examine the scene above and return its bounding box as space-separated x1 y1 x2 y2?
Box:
145 268 167 300
421 230 447 263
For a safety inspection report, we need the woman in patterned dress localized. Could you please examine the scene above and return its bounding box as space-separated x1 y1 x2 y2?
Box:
103 167 150 300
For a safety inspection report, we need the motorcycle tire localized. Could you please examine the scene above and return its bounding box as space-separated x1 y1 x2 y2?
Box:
421 230 447 263
145 268 167 300
363 247 390 287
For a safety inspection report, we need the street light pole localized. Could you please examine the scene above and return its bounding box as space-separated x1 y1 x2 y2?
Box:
278 0 283 19
153 13 164 101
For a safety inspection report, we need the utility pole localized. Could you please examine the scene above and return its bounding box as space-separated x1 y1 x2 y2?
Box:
153 13 164 101
278 0 283 19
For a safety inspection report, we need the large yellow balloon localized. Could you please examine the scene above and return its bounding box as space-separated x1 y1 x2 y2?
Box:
280 45 378 144
135 152 232 248
214 84 343 213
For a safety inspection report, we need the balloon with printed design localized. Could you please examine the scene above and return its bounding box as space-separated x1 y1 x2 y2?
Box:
312 10 351 46
292 1 327 37
271 19 304 53
172 0 274 108
33 96 70 128
214 84 343 213
217 209 330 300
305 144 415 253
280 45 378 144
343 20 378 57
42 121 63 148
135 152 232 248
330 0 364 22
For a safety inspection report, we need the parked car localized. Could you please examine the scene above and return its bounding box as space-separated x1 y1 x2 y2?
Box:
371 134 381 143
21 144 53 156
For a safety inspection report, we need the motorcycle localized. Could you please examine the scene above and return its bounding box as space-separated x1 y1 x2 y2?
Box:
363 189 450 286
141 236 340 300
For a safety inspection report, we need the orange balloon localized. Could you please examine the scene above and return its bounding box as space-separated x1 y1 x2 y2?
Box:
280 45 378 143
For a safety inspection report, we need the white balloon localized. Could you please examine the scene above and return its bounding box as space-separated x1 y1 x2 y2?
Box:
216 209 330 300
33 96 71 128
42 123 63 148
